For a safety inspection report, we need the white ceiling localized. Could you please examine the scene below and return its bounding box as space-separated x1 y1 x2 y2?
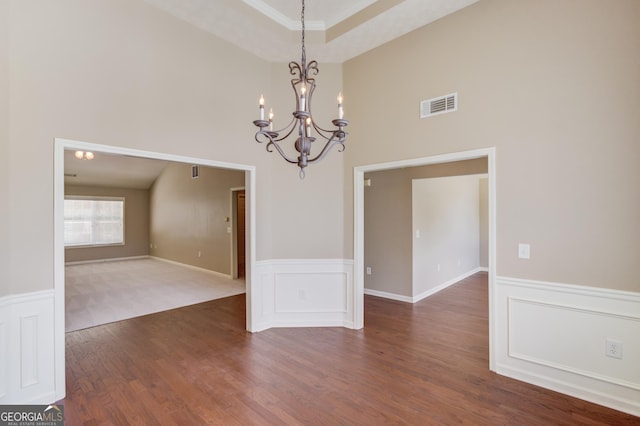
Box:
142 0 480 63
65 0 480 188
64 150 170 189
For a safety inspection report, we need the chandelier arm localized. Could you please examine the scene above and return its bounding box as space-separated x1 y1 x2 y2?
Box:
310 122 337 140
269 117 297 142
266 140 299 164
253 117 297 143
307 133 347 164
254 130 299 164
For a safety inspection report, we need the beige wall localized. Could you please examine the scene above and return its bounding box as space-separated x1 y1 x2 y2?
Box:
64 185 150 263
413 175 482 296
363 168 412 296
364 159 487 296
347 0 640 292
3 0 639 297
0 1 9 295
149 163 244 275
2 0 345 296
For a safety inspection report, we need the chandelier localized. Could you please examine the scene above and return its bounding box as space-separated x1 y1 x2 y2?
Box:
252 0 349 178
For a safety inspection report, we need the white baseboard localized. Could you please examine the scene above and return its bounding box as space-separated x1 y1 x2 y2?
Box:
68 255 234 280
495 276 640 417
363 289 413 303
252 259 355 332
149 256 232 279
65 255 149 266
413 267 485 303
364 267 485 304
0 290 56 404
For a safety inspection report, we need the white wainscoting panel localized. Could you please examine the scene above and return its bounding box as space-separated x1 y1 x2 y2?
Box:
0 290 56 404
496 276 640 417
20 315 39 387
275 272 347 313
254 259 354 331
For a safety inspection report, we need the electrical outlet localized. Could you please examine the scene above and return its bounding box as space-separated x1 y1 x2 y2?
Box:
605 339 623 359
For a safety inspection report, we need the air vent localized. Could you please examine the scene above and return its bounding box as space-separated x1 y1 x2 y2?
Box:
420 92 457 118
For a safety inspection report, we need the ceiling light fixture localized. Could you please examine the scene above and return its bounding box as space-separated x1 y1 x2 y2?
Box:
74 150 94 160
252 0 349 179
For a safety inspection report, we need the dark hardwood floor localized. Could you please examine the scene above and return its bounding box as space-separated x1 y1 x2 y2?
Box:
62 273 639 425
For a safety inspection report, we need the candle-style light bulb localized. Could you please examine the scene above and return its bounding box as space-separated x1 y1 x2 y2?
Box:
269 109 274 131
337 92 344 119
305 117 312 137
300 84 307 111
259 94 265 120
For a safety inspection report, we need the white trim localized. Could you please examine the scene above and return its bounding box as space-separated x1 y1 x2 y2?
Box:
54 137 258 403
53 141 65 403
363 289 413 303
496 363 640 418
0 290 56 404
365 267 485 304
149 256 233 280
241 0 376 31
258 258 355 267
508 297 640 392
354 147 497 370
65 255 149 266
497 276 640 303
242 0 325 30
495 275 640 417
252 259 355 332
413 267 484 303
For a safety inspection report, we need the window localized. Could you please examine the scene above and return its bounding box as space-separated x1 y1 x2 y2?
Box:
64 197 125 247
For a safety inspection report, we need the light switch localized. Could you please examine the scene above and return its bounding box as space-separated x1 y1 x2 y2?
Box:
518 243 530 259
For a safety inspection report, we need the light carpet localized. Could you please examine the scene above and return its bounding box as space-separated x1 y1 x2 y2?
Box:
65 257 245 332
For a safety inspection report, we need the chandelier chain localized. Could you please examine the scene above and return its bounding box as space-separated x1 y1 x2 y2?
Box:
301 0 306 67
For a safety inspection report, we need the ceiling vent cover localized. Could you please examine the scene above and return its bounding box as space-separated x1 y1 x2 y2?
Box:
420 92 457 118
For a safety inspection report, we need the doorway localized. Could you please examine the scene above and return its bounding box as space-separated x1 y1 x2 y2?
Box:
353 147 496 371
231 188 246 279
53 137 257 402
